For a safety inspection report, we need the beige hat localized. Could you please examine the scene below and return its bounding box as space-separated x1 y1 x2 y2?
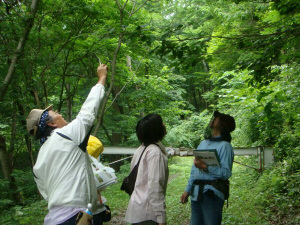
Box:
26 105 52 136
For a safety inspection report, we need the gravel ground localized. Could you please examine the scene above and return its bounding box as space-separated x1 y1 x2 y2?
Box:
106 208 127 225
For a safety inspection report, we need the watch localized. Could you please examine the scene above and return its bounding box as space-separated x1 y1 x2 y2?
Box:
203 165 209 172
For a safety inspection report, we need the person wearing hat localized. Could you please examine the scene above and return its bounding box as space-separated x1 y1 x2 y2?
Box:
26 64 108 225
180 111 236 225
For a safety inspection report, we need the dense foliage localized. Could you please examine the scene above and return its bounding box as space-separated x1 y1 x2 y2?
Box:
0 0 299 224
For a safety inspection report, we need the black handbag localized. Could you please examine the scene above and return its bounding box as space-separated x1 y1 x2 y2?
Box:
120 145 148 196
102 205 111 222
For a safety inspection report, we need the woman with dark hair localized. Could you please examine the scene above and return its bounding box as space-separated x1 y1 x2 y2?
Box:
124 114 169 225
180 111 236 225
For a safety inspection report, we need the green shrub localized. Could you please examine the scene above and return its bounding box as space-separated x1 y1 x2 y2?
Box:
165 111 211 148
0 178 14 211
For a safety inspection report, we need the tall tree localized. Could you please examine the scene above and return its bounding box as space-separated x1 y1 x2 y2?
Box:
0 0 40 100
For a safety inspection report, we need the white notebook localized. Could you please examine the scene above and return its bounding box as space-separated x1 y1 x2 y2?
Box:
193 149 220 167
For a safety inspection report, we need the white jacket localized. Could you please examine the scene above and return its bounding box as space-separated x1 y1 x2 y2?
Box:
33 84 105 213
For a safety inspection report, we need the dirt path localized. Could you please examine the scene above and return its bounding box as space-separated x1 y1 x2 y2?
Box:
106 207 127 225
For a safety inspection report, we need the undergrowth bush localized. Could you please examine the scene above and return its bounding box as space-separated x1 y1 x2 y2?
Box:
0 168 38 212
1 153 299 224
0 178 14 211
12 170 39 203
164 111 211 148
255 161 300 224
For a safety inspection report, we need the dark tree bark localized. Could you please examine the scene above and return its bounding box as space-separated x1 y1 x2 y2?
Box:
93 2 126 136
16 100 35 168
0 135 12 180
65 83 73 122
93 0 150 136
0 134 22 203
0 0 41 101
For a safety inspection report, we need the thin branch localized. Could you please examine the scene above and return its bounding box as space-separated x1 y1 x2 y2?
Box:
104 60 142 114
3 0 23 17
130 0 150 17
0 0 40 101
129 0 137 17
246 1 273 3
115 0 122 11
122 0 129 11
171 27 300 42
101 123 112 144
93 32 125 135
57 44 73 112
116 0 129 11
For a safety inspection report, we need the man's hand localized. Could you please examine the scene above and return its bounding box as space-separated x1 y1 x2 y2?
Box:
194 157 208 170
180 191 189 204
97 63 108 86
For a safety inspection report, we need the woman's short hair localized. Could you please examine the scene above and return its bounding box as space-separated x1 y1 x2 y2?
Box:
136 113 166 145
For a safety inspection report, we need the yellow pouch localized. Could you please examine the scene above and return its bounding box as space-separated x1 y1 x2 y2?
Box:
87 135 103 158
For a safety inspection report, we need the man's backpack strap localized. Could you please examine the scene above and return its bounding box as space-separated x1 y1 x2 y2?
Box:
56 125 94 152
56 132 72 141
78 126 94 152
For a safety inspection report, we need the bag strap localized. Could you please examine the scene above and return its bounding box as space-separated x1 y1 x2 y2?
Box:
135 144 149 167
135 143 161 168
56 132 72 141
56 125 94 152
79 126 94 152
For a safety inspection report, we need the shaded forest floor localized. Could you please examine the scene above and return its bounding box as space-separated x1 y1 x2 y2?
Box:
104 156 270 225
1 156 277 224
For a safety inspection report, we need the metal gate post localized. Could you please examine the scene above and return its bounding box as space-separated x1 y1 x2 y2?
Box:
263 147 274 168
257 146 263 171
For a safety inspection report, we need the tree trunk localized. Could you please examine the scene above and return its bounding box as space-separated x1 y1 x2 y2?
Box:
93 1 146 135
25 136 35 168
66 83 73 121
93 32 125 135
126 55 132 71
0 0 40 101
0 135 21 202
145 62 149 75
110 87 124 145
202 59 209 72
101 124 112 144
202 60 210 109
30 90 41 109
16 100 35 167
190 78 199 112
111 133 122 145
98 54 131 145
0 135 12 179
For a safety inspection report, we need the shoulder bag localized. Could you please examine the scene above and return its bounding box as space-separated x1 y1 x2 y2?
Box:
120 145 149 196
